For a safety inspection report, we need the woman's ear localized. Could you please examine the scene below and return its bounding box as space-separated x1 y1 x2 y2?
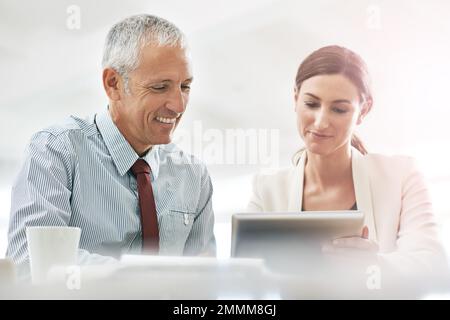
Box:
357 98 372 125
294 87 299 111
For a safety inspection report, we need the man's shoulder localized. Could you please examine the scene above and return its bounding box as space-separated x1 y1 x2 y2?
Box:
158 143 208 172
158 143 199 162
38 115 96 137
31 115 97 144
28 114 98 156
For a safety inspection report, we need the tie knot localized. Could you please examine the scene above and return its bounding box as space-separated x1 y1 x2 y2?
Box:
131 159 151 175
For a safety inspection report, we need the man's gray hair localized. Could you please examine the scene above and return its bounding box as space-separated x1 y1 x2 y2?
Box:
102 14 187 90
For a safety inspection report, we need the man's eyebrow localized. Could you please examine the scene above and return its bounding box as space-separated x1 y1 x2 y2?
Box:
143 77 194 84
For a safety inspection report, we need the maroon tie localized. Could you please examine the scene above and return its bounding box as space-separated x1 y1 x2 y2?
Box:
131 159 159 254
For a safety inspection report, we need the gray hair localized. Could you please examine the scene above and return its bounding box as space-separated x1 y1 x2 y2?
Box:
102 14 187 91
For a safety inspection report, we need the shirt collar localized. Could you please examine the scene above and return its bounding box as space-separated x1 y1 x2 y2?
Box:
142 146 160 181
95 109 160 179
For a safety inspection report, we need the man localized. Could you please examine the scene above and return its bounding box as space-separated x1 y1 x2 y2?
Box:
6 14 215 276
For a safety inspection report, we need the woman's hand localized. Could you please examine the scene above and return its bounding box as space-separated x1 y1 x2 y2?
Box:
322 226 379 261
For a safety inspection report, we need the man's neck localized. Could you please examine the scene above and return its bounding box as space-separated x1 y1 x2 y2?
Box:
108 104 152 157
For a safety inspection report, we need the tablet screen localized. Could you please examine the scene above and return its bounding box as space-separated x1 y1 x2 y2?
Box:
231 211 364 273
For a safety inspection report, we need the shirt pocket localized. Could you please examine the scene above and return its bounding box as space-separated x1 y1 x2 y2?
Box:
158 208 196 255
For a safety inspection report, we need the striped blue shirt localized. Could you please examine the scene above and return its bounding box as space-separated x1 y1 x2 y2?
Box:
6 110 216 274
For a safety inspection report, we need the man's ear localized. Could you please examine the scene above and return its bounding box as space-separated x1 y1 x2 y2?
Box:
103 68 124 101
357 98 372 125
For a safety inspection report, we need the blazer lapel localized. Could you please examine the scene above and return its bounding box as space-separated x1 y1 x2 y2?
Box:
290 148 378 241
288 151 305 212
352 148 378 241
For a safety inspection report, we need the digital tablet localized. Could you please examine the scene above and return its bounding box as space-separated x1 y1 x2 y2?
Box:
230 211 365 272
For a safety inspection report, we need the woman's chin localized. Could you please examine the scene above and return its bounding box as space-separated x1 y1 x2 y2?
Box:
305 143 333 156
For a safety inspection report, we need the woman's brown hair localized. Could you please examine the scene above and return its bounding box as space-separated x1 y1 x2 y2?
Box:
293 45 372 164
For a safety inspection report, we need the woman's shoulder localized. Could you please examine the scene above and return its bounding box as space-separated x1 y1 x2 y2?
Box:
363 152 415 164
252 166 297 188
361 152 420 177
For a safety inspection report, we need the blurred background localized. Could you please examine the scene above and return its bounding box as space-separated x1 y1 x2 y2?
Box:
1 0 450 259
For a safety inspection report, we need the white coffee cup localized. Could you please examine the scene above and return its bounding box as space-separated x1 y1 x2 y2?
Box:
26 226 81 284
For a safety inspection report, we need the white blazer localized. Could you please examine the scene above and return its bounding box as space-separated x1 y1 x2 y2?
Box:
247 148 447 274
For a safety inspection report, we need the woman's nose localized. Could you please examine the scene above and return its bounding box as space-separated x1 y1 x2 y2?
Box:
314 109 329 129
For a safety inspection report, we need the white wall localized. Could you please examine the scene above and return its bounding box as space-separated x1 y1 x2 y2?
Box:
1 0 450 258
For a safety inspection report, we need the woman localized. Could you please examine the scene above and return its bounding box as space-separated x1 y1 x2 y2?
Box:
247 45 447 276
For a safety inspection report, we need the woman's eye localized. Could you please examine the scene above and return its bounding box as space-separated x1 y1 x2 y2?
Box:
181 85 191 91
304 102 319 108
333 107 347 114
